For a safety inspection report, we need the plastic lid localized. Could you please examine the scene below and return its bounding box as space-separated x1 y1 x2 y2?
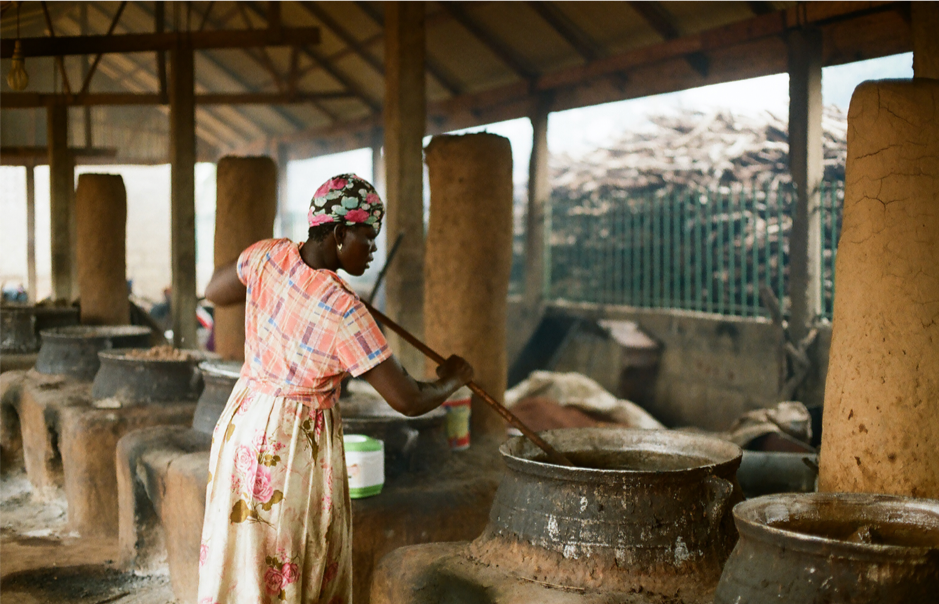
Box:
344 434 383 452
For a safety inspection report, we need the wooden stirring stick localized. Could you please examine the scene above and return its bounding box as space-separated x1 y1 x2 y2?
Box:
363 301 575 467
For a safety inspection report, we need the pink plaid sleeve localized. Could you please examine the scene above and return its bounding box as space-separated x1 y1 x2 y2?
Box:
335 299 392 376
237 239 279 286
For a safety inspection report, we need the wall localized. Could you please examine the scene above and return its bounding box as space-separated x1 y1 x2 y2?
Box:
507 298 832 431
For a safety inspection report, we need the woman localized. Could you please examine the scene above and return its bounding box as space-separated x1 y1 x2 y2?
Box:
197 174 473 604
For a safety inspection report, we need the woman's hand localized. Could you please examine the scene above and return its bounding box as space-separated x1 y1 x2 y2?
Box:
362 354 474 418
436 355 474 387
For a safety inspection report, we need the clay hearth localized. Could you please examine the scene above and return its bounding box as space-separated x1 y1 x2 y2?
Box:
11 326 151 498
60 347 205 538
118 376 501 604
372 428 743 604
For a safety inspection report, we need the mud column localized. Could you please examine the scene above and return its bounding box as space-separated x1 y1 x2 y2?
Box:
76 174 129 325
818 80 939 498
424 134 514 438
213 157 278 361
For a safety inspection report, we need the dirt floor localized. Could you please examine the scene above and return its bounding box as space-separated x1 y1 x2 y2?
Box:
1 471 177 604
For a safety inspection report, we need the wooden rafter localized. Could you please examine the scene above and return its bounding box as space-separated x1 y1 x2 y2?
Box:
352 0 463 95
40 1 72 94
438 1 538 81
300 1 383 75
79 1 128 95
0 24 322 57
243 1 381 113
236 1 286 92
526 1 605 62
627 1 709 76
2 91 355 108
197 1 215 32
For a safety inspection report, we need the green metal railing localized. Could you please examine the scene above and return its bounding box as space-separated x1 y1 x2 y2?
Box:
514 181 843 320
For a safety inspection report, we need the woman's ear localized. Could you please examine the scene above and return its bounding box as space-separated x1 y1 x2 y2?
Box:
333 223 348 246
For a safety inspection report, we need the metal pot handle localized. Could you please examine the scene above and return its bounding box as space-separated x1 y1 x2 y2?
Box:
705 475 735 536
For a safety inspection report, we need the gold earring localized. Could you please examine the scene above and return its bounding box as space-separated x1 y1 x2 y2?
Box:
337 242 343 252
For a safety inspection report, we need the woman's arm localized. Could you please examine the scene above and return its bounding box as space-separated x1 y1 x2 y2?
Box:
361 354 473 417
204 259 247 306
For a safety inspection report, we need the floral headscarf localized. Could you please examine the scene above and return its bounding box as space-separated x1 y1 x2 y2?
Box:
307 173 384 233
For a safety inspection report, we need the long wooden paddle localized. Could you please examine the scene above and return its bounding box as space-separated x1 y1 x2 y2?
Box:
362 301 574 467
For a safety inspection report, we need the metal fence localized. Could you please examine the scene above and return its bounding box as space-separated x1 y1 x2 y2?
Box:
523 181 843 320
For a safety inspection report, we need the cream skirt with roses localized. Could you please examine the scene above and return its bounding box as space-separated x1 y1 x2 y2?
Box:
197 380 352 604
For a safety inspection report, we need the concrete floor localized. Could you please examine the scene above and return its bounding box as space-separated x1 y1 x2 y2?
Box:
1 472 176 604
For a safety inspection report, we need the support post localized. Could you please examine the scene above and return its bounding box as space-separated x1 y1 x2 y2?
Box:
275 143 290 237
383 1 426 374
371 129 385 198
47 102 75 302
169 43 197 348
26 164 37 302
525 97 551 309
787 28 823 342
912 2 939 79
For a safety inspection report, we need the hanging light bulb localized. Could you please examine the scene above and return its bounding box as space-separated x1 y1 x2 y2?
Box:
7 40 29 91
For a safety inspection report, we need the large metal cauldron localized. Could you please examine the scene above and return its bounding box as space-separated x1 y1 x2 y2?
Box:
34 326 151 380
467 428 743 602
92 349 208 404
340 382 449 479
192 360 242 434
715 493 939 603
1 304 80 354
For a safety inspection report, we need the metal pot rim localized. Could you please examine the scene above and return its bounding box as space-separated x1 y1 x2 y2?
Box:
733 492 939 558
499 427 742 481
39 325 151 340
98 347 213 364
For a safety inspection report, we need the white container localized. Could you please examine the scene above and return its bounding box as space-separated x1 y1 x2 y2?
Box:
343 434 384 499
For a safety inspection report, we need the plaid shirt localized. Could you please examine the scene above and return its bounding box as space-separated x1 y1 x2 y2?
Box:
236 238 391 407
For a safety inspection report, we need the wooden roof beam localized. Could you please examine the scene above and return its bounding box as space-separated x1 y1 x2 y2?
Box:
353 0 464 95
0 25 322 58
627 1 709 76
299 1 384 76
1 92 356 108
438 1 539 81
526 1 605 62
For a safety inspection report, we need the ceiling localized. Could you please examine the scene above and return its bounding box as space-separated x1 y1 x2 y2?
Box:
0 1 913 164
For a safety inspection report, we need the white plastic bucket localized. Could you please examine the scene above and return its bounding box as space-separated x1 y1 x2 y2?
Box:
344 434 384 499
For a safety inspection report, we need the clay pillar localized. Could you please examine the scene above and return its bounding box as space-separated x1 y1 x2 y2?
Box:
787 28 823 342
75 174 129 325
213 157 277 361
383 1 426 375
818 80 939 499
425 134 514 438
525 97 551 309
47 103 76 302
912 2 939 79
170 43 197 348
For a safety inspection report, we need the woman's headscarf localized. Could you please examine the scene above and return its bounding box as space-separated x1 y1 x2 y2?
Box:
307 173 384 233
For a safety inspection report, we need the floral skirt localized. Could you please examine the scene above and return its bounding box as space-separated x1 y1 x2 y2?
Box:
197 380 351 604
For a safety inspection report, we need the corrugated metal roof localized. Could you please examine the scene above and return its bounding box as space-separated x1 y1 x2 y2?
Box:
0 1 911 164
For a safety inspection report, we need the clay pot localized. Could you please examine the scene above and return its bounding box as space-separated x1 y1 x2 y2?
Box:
341 393 449 479
191 360 242 434
468 428 743 601
92 349 208 404
1 304 79 354
34 326 151 380
714 493 939 604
